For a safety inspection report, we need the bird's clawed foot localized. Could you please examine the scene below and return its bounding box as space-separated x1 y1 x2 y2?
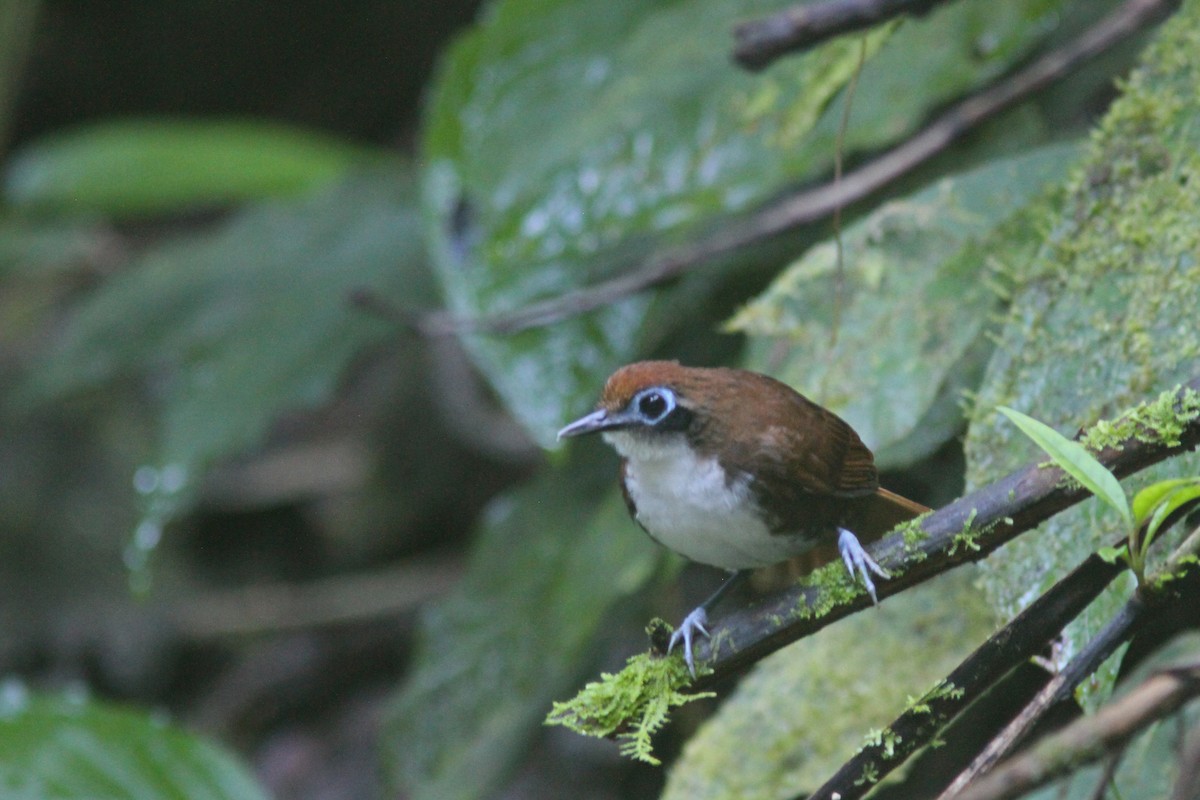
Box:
837 527 890 604
668 606 710 677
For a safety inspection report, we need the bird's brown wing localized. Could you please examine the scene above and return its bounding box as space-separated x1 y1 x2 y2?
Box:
695 370 876 535
805 401 878 497
710 371 877 490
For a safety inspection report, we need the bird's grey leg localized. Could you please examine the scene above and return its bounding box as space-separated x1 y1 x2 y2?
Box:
837 527 890 603
669 569 749 677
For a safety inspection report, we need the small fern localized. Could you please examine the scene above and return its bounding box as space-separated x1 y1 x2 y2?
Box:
546 651 714 765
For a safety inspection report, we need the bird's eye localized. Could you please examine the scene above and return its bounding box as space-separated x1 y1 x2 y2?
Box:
636 390 670 421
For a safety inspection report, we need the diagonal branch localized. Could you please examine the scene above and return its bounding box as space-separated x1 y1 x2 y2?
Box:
938 594 1148 799
733 0 950 71
951 657 1200 800
807 522 1200 800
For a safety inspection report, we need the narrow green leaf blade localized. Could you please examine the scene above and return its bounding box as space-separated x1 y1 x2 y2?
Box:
4 118 391 218
997 406 1132 529
1144 481 1200 544
1131 477 1200 525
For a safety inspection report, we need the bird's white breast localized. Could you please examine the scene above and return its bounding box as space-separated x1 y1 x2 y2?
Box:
603 431 809 569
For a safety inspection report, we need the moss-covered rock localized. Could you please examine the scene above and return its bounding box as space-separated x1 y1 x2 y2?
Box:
964 0 1200 705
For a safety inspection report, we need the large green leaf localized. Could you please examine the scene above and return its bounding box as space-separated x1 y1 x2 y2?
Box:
19 171 427 573
423 0 1091 448
3 118 390 219
964 0 1200 705
728 143 1078 468
381 451 661 800
0 689 267 800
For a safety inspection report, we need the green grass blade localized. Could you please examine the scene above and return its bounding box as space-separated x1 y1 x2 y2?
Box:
1132 478 1200 525
1144 481 1200 550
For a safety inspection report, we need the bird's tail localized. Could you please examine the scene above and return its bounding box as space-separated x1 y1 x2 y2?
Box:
755 488 929 588
859 487 930 541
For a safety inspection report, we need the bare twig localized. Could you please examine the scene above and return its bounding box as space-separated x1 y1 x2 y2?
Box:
169 556 461 639
685 376 1200 688
1086 755 1123 800
1172 721 1200 800
825 34 867 354
738 0 1176 247
951 660 1200 800
399 0 1174 338
734 0 948 70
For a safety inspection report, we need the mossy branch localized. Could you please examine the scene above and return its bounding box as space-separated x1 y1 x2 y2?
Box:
806 545 1126 800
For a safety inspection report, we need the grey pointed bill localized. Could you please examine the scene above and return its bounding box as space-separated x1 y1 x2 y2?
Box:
557 408 613 440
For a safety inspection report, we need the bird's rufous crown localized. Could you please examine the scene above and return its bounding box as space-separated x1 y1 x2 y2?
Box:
599 360 692 410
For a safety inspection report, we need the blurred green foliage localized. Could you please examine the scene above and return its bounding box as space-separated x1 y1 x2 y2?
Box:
17 171 428 584
3 0 1197 797
383 456 660 800
3 118 390 218
0 689 268 800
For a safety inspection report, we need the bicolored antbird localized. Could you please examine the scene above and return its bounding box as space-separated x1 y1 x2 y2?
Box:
558 361 927 675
